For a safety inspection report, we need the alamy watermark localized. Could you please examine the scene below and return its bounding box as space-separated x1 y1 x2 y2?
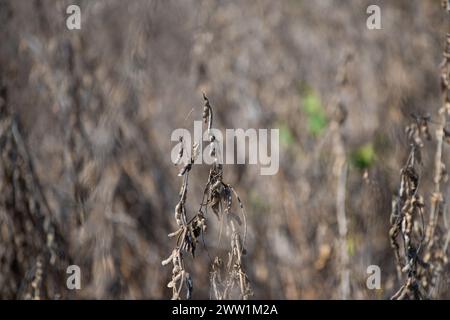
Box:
366 265 381 290
66 265 81 290
66 5 81 30
171 121 279 175
366 5 382 30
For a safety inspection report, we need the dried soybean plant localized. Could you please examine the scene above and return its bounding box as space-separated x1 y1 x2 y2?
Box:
389 121 428 299
162 94 251 300
0 82 68 299
390 4 450 299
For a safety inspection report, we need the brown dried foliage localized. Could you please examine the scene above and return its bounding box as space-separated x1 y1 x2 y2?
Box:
162 94 251 300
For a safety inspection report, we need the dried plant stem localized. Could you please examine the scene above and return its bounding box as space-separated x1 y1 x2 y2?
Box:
229 219 248 300
425 35 450 249
331 113 349 300
330 53 352 300
335 155 349 300
422 16 450 297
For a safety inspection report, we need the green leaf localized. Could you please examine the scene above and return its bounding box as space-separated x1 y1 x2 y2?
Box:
351 143 376 169
278 123 295 147
301 89 327 136
347 236 356 257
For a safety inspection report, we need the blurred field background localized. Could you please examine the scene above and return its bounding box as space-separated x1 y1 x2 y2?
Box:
1 0 449 299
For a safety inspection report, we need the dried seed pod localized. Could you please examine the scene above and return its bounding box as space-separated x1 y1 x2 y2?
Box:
175 202 183 226
178 163 192 176
162 250 176 266
209 144 216 158
168 228 183 238
192 142 200 161
412 113 431 141
185 273 193 300
202 93 210 124
443 127 450 144
174 137 184 166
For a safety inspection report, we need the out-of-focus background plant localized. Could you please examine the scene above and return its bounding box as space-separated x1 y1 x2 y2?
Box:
1 0 449 299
